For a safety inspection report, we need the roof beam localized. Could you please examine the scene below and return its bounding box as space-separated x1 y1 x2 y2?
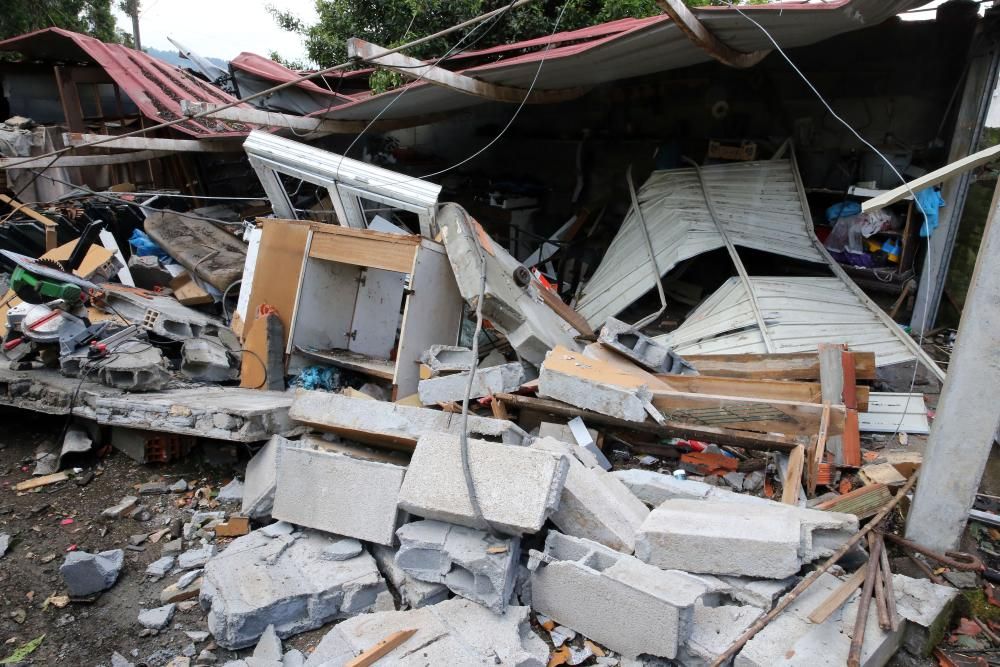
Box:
655 0 770 69
180 101 455 135
63 132 242 153
347 38 587 104
0 151 171 169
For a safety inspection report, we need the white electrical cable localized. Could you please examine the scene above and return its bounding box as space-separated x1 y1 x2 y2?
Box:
724 1 937 436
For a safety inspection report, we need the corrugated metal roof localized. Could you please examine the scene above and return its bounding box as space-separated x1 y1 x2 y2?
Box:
314 0 927 122
576 159 826 326
0 27 253 137
230 52 356 102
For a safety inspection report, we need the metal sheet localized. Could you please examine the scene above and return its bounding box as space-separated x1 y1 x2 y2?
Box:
859 392 930 434
576 159 825 326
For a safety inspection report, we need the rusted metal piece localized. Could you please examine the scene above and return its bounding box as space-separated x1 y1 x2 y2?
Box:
655 0 770 68
880 538 901 632
848 531 883 667
882 532 985 572
908 554 946 585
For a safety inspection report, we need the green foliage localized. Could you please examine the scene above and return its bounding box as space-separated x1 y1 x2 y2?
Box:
0 635 44 664
0 0 120 42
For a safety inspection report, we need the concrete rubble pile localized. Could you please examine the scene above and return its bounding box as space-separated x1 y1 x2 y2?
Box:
0 130 961 667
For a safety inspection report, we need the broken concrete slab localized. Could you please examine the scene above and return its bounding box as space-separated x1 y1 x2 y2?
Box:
417 362 525 406
216 478 244 505
242 436 288 520
894 573 960 657
101 286 229 342
138 603 176 630
635 498 857 579
200 527 387 649
538 347 652 422
60 549 124 597
180 338 238 383
322 538 363 562
272 445 405 546
0 367 297 442
566 416 611 470
303 597 547 667
251 624 283 665
613 469 773 507
370 543 450 610
396 519 519 613
102 495 139 518
91 339 172 392
398 432 568 536
419 345 475 374
528 531 714 659
736 572 904 667
599 317 689 374
288 390 528 451
532 437 648 553
178 544 216 570
146 556 176 578
678 601 763 667
437 203 584 366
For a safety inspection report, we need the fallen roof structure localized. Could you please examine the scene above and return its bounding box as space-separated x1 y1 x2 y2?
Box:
229 52 357 115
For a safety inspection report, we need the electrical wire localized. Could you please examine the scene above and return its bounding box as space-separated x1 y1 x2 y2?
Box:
723 1 938 437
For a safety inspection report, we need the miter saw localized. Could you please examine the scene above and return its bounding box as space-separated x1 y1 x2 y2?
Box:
2 220 116 365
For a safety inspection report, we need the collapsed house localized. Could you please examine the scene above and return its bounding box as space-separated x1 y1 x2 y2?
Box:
0 1 998 665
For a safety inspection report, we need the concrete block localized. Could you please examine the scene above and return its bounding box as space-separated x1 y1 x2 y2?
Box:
613 469 774 507
289 390 528 449
635 498 858 578
272 445 405 546
241 436 289 520
216 478 244 504
146 556 176 578
538 349 651 422
397 432 568 536
180 338 237 382
599 317 688 374
419 345 475 374
102 495 139 518
532 437 648 553
94 340 172 392
538 422 604 469
200 527 387 649
138 603 176 630
370 544 450 610
395 519 519 613
418 362 525 405
567 416 611 470
60 549 124 597
528 532 716 659
178 544 216 570
736 572 905 667
303 597 547 667
678 602 763 667
323 538 363 561
252 624 283 664
894 574 960 657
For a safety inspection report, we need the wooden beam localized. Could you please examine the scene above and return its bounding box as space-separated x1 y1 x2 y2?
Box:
782 444 805 505
682 352 876 381
347 38 587 104
180 101 455 135
655 0 770 69
63 132 242 153
862 143 1000 213
807 568 866 624
0 151 172 169
345 628 416 667
654 374 869 412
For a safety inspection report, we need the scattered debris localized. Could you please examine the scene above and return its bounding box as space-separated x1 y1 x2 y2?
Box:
60 549 124 597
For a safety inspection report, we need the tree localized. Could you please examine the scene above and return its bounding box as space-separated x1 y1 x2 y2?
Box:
1 0 120 43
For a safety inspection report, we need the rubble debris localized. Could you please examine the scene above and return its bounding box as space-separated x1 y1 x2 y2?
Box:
90 340 172 392
180 338 238 383
614 469 772 507
161 577 202 604
565 416 612 470
241 435 289 520
395 519 519 613
322 538 363 561
304 597 548 666
529 531 714 659
634 498 857 578
146 556 175 578
539 346 653 422
419 345 475 374
178 544 216 570
397 432 568 536
272 444 405 546
102 495 139 518
199 526 387 649
138 603 176 630
144 210 246 292
417 362 526 406
139 481 169 495
532 437 648 553
60 549 124 597
599 317 689 374
437 203 585 365
216 478 244 504
288 390 528 450
370 544 450 610
893 574 960 656
14 470 70 491
0 533 9 558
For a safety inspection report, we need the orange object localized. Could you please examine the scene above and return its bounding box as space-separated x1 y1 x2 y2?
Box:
680 451 738 476
764 476 775 498
839 478 854 495
816 463 835 487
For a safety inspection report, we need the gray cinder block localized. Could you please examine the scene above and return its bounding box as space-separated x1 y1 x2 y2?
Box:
241 435 290 520
370 544 450 610
599 317 689 374
528 531 715 659
538 350 651 422
613 469 773 507
418 363 525 406
199 527 386 649
272 445 405 546
419 345 475 374
635 498 858 579
397 432 568 536
395 519 519 613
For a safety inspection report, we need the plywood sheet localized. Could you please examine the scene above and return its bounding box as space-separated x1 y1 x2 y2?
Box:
243 219 311 346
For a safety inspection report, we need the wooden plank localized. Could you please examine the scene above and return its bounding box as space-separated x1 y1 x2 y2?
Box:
244 219 312 347
348 39 586 104
815 483 891 519
240 314 269 390
15 471 70 491
807 568 867 624
308 224 419 274
682 352 876 381
63 132 242 153
0 150 172 169
656 373 870 410
809 402 831 496
862 143 1000 213
654 0 770 69
782 444 805 505
345 628 417 667
0 194 59 231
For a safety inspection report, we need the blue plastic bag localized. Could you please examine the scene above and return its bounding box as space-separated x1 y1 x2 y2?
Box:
129 228 172 263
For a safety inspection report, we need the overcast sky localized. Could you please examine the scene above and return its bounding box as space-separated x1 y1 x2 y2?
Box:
112 0 955 68
113 0 319 64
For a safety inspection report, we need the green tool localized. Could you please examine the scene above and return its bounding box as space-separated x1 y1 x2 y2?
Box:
9 264 83 304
